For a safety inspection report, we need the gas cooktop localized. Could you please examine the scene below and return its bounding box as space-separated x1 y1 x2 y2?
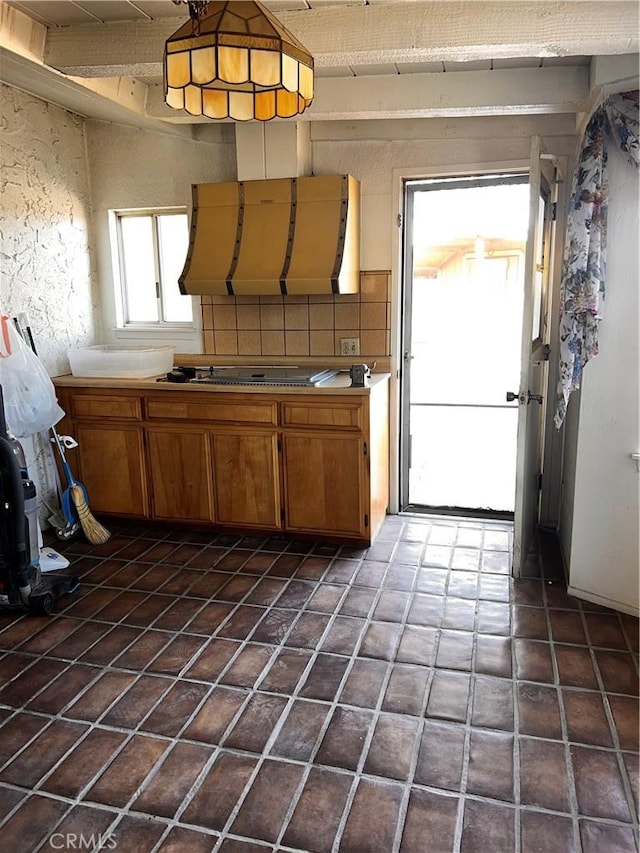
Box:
189 366 339 386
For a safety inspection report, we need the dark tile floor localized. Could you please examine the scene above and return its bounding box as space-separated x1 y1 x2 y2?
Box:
0 514 638 853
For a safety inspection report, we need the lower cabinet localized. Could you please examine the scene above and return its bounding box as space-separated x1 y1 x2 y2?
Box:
146 427 280 528
74 424 148 517
283 432 366 537
146 427 214 522
57 380 389 543
211 429 281 529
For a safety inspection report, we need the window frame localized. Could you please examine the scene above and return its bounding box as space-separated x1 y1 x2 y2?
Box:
113 207 193 329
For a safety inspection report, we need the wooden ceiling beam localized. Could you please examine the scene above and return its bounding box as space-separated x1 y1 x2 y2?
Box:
145 65 590 122
42 1 639 78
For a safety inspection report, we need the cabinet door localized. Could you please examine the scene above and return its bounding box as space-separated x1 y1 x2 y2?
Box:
146 427 214 522
75 424 148 516
283 432 366 537
211 429 281 529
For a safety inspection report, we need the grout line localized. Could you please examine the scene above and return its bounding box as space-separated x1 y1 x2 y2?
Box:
452 526 480 853
31 799 100 853
617 611 640 665
320 562 403 853
544 593 582 847
152 550 357 849
577 606 640 835
389 532 434 853
2 773 636 831
118 738 224 851
1 517 638 853
272 568 393 850
0 785 44 835
512 635 523 851
4 689 636 750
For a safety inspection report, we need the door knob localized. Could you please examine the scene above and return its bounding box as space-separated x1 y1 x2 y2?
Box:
506 391 543 404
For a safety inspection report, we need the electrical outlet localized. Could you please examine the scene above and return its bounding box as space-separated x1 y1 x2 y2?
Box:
340 337 360 356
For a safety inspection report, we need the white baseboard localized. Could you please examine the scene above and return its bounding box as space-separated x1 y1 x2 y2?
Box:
566 585 639 617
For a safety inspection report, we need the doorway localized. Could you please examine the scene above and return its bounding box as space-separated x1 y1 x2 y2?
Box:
400 175 531 515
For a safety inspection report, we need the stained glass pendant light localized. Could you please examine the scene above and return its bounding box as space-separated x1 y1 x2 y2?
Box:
164 1 314 121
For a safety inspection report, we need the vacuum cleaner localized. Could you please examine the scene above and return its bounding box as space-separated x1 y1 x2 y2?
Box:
0 385 78 615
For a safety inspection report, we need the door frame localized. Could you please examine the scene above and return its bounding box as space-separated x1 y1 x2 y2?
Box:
539 155 569 527
399 172 530 515
511 139 557 576
390 159 568 525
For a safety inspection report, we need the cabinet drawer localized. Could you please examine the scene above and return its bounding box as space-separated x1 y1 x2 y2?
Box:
281 401 363 430
72 395 142 420
145 396 277 425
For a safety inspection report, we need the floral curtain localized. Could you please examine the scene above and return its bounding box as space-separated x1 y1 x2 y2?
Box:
554 90 639 429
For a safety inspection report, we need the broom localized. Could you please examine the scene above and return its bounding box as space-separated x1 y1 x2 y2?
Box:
50 429 111 546
17 314 111 546
71 486 111 545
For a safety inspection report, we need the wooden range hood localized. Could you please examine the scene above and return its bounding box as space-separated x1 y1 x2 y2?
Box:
179 174 360 296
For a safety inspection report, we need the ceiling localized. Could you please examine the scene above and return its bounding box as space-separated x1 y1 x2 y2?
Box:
7 0 590 80
1 1 637 131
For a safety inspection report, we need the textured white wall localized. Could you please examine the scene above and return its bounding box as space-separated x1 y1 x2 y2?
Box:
0 83 98 523
311 115 577 270
85 120 236 351
0 84 98 372
0 87 236 528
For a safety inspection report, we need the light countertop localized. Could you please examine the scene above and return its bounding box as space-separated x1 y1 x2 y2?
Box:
53 371 391 395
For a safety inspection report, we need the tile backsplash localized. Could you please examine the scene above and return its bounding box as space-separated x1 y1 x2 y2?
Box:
201 271 391 358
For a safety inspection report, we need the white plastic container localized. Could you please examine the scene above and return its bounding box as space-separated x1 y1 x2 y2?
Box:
67 346 174 378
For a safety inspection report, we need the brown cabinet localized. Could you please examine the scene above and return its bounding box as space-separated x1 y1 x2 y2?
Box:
145 391 281 530
211 429 281 529
280 392 388 540
146 427 213 522
74 423 148 517
55 378 389 543
283 432 366 537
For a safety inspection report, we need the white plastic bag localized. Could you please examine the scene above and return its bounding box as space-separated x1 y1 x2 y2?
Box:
0 315 65 437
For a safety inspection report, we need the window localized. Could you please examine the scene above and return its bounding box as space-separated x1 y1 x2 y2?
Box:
115 209 192 325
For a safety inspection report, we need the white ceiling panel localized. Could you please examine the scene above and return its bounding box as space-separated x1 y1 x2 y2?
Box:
443 60 493 72
396 61 445 74
126 1 186 19
493 57 541 69
352 63 399 76
74 2 152 22
10 1 100 25
315 65 354 77
543 55 591 67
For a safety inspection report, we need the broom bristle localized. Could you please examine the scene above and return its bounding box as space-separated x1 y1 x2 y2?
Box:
70 484 111 545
